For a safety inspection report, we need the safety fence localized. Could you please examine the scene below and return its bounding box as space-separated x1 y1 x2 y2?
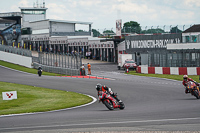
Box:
148 49 200 67
33 62 79 76
0 45 32 57
0 45 82 75
36 52 82 75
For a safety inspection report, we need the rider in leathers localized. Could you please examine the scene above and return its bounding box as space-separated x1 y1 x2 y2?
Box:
182 75 199 93
38 66 42 71
96 83 121 102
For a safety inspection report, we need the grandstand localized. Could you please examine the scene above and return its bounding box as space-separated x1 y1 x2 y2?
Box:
0 12 21 46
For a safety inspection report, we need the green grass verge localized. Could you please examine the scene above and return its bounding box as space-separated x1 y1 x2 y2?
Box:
0 82 93 115
0 60 65 76
127 71 200 82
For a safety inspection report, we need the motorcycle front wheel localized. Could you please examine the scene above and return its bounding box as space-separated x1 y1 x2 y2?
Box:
38 71 42 77
119 102 125 110
103 100 114 110
193 90 200 99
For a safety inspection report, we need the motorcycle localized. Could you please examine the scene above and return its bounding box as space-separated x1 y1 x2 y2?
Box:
186 81 200 99
38 69 42 77
98 91 125 110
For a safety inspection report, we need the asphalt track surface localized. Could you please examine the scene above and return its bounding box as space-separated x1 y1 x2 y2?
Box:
0 63 200 133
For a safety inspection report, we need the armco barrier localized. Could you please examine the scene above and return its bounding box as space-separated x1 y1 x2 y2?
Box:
137 66 200 75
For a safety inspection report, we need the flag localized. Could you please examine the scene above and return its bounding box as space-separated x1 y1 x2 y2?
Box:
2 91 17 100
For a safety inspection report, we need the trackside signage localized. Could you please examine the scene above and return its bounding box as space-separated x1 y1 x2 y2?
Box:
125 33 182 50
2 91 17 100
126 38 181 49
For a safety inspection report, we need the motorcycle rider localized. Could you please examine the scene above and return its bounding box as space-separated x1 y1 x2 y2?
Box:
38 66 42 71
182 75 199 93
38 66 42 76
96 83 121 102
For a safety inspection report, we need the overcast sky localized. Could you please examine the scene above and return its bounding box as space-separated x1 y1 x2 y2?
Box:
0 0 199 33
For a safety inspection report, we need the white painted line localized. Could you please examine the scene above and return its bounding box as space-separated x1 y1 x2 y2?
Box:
0 94 97 118
1 117 200 130
108 78 116 81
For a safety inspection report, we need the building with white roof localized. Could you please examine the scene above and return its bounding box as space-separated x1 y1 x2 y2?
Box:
19 4 122 62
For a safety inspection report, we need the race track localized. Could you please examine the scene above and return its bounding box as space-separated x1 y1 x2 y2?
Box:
0 64 200 132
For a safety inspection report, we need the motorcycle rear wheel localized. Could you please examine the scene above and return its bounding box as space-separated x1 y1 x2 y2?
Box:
103 100 114 110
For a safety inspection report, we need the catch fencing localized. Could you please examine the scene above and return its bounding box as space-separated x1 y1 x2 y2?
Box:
0 45 81 75
148 49 200 67
33 62 80 76
33 52 82 75
0 45 32 57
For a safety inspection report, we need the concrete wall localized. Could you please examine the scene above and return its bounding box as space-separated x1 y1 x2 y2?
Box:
29 20 49 30
0 51 32 68
52 22 74 32
23 14 45 22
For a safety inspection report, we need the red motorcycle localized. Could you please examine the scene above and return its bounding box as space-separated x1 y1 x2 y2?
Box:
98 91 125 110
186 81 200 99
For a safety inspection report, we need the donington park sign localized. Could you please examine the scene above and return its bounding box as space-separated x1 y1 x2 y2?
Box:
125 33 182 50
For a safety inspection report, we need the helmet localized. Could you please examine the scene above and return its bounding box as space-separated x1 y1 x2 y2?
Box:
183 75 188 81
96 83 102 91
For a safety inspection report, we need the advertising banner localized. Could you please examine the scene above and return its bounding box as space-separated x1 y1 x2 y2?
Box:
2 91 17 100
125 33 182 52
116 19 122 36
86 52 91 57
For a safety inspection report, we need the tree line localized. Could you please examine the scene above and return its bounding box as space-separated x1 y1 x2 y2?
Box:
92 21 182 37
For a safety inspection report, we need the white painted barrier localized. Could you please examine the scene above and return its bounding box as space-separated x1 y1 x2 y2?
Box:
0 51 32 68
141 66 148 74
170 67 179 75
155 67 162 74
137 66 200 75
187 67 197 75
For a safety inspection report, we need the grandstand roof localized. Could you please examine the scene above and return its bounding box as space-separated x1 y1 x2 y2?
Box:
0 18 16 31
30 19 93 25
0 12 21 18
0 18 15 23
19 7 48 10
183 24 200 33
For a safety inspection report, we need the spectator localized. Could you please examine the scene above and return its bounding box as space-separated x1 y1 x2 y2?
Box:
87 63 91 75
82 64 85 75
